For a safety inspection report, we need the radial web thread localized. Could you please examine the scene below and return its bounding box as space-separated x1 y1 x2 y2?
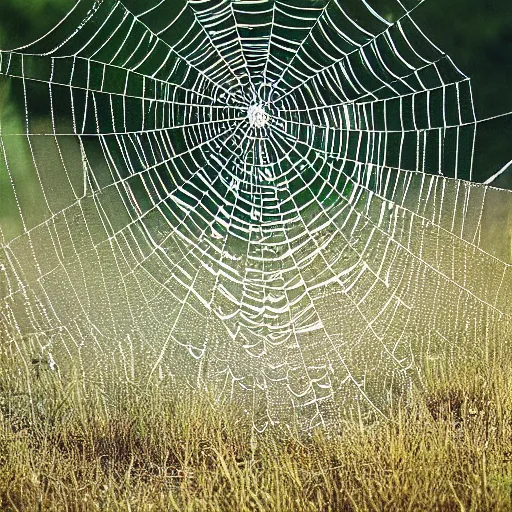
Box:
0 0 511 430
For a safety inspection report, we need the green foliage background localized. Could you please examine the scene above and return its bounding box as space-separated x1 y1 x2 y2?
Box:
0 0 511 184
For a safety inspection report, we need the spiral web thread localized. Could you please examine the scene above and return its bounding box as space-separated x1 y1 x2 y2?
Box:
0 0 511 430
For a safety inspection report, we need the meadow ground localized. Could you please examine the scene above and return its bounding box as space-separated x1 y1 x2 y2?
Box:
0 335 511 512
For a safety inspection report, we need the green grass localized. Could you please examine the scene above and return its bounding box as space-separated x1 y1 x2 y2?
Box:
0 336 511 511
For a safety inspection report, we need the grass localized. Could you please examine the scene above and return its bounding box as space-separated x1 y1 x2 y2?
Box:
0 336 511 511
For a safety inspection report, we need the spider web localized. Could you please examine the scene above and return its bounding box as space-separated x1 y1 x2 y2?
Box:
1 0 511 430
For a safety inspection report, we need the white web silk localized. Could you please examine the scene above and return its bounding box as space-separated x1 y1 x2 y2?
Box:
247 104 269 129
0 0 511 430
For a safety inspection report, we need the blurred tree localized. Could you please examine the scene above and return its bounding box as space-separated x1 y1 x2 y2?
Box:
0 0 75 50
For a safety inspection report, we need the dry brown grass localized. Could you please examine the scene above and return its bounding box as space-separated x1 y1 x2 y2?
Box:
0 336 511 511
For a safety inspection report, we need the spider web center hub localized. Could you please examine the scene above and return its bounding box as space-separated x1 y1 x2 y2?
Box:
248 104 269 128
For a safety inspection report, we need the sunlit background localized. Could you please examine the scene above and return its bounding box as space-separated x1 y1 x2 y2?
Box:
0 0 511 431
